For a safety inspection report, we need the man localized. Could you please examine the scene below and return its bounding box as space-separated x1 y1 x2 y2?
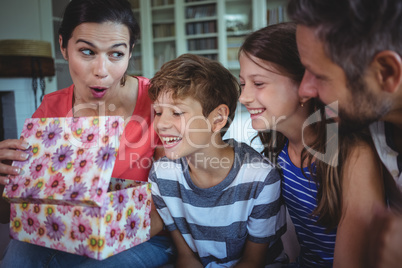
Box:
287 0 402 267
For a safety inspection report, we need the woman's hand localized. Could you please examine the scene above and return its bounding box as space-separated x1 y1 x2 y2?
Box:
0 139 30 185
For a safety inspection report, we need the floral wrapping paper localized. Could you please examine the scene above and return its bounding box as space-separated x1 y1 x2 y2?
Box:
2 117 151 260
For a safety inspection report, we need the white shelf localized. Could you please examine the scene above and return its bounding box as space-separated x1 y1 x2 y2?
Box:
185 16 218 23
184 1 217 7
133 0 288 78
153 37 176 43
151 4 175 11
226 30 252 37
188 49 219 54
186 32 218 39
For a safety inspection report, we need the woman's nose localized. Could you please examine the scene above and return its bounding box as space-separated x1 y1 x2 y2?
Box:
93 55 108 78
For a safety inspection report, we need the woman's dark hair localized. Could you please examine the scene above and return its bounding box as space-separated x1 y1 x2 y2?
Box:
58 0 140 52
240 22 343 229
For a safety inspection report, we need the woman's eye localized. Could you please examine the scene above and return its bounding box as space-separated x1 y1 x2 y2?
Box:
239 83 245 88
254 82 264 87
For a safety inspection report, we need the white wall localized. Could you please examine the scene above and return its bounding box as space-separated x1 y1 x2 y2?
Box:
0 0 56 259
0 0 56 134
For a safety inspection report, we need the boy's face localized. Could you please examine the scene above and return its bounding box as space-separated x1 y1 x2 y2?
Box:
153 92 215 160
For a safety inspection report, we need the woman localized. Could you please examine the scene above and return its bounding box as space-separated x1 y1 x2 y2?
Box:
0 0 174 267
238 22 385 267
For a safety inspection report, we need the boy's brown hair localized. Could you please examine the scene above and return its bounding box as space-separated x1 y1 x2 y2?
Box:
149 53 240 137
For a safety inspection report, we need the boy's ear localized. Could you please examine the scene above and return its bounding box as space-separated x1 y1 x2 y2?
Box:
210 104 229 133
372 50 402 93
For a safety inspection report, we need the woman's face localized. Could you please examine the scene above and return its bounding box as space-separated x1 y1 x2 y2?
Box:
60 22 131 102
238 52 301 132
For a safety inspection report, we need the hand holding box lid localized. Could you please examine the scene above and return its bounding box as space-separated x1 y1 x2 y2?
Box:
2 116 151 260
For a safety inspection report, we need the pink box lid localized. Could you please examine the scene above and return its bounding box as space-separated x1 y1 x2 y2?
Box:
3 116 125 207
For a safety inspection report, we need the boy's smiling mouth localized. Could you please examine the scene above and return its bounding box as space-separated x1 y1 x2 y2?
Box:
161 136 182 148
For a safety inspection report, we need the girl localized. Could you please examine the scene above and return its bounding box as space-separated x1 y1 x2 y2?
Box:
239 22 385 267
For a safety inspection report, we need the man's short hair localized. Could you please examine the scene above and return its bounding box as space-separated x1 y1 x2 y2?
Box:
288 0 402 85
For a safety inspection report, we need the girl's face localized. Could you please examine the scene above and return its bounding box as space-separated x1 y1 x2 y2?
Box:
60 22 131 103
239 52 301 132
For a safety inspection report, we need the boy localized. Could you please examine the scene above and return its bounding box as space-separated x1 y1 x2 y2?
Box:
148 54 286 267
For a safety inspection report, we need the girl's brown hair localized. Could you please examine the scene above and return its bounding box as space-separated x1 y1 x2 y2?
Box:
240 22 346 229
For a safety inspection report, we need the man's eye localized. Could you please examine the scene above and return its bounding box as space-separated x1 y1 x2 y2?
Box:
80 49 93 56
111 52 124 58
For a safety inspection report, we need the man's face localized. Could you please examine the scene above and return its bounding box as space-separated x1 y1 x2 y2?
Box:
296 25 390 132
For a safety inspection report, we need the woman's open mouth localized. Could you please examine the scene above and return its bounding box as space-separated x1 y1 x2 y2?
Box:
90 87 107 98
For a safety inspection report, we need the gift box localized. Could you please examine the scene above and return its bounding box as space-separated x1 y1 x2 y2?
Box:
2 116 151 260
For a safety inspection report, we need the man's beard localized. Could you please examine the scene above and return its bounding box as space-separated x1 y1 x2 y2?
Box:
338 77 391 134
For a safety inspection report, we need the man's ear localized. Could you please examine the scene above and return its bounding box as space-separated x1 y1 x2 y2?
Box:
130 44 135 59
210 104 229 133
373 50 402 93
59 35 68 61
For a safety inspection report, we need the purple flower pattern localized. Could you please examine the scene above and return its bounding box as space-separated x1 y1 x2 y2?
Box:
112 191 129 213
80 125 99 147
106 117 123 137
95 145 116 170
63 183 88 201
43 122 62 148
66 117 84 132
75 244 96 259
51 145 73 171
21 209 40 234
4 117 152 260
83 206 100 218
21 186 41 200
29 155 50 180
21 118 40 138
105 222 121 246
71 216 92 241
13 146 33 168
44 214 66 241
51 242 67 251
133 186 148 210
73 151 94 176
124 212 141 238
5 176 26 198
44 173 66 196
